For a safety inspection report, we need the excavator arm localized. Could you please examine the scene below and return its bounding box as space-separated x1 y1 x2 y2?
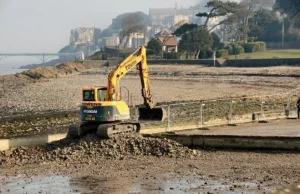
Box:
105 46 154 108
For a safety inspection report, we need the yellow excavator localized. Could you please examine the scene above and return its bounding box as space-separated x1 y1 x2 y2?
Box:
68 46 166 138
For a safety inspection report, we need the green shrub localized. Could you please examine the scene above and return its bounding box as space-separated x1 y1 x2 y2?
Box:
216 49 229 58
236 41 245 47
225 45 234 55
223 41 231 46
244 43 260 53
206 50 214 58
219 42 226 49
146 49 154 56
164 52 181 59
256 41 266 51
199 49 214 59
233 45 245 55
101 54 108 60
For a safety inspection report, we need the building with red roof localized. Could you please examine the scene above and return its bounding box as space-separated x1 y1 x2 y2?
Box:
155 29 178 53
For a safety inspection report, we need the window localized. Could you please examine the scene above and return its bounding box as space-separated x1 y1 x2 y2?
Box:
83 90 95 101
97 89 107 101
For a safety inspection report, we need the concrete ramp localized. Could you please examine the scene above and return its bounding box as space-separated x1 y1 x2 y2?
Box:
148 119 300 151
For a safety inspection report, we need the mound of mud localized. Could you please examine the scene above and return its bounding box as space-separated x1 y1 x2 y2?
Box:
0 135 199 166
19 62 86 80
0 62 90 90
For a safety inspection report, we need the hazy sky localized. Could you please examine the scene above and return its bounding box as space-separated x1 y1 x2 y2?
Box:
0 0 200 53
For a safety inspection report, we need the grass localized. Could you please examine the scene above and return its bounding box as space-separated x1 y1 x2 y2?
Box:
226 49 300 59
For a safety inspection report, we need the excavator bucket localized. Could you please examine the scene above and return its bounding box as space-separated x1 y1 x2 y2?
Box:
138 107 167 121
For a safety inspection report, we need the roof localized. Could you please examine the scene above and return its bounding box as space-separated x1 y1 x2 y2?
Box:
158 37 178 46
155 29 173 36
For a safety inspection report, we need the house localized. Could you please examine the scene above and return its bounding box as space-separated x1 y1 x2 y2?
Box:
155 29 178 53
128 32 148 49
105 36 120 47
70 27 101 46
163 15 190 27
149 8 177 26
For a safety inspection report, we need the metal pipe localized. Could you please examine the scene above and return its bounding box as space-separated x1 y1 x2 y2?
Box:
167 105 171 132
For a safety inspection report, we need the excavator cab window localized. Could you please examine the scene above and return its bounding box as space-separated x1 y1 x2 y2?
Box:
83 90 95 101
97 88 107 101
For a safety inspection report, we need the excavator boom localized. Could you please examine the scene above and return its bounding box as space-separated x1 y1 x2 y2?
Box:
106 46 154 108
105 46 166 121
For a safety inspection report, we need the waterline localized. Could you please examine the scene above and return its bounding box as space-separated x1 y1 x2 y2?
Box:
0 68 27 76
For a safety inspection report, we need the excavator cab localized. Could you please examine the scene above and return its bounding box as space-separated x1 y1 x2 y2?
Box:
82 87 107 102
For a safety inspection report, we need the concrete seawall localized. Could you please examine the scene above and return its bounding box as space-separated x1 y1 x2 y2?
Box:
146 58 300 67
150 134 300 150
0 134 66 151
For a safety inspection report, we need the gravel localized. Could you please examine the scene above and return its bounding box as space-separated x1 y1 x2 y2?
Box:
0 134 200 167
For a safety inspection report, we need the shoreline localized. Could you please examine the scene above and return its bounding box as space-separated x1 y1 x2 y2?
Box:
0 68 27 76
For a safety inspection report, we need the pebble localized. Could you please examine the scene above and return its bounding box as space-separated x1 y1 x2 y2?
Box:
4 150 12 157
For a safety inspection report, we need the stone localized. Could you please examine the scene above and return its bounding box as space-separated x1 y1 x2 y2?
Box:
4 150 12 157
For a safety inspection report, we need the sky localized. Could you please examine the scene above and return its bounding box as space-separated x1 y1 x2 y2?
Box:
0 0 199 53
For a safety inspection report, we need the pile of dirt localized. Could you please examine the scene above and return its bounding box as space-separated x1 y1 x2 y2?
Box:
19 62 87 80
0 62 92 90
0 134 199 166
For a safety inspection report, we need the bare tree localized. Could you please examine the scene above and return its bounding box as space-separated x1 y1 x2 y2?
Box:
119 13 145 49
196 0 241 31
274 0 300 30
238 0 275 42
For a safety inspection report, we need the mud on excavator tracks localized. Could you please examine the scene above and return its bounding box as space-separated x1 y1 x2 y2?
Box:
68 46 166 138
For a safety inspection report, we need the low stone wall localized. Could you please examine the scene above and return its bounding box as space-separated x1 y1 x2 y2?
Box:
147 58 300 67
225 58 300 67
147 59 222 66
154 134 300 151
0 134 66 151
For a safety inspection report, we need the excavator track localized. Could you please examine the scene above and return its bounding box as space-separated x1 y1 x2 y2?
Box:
68 122 140 138
67 122 99 138
97 122 140 138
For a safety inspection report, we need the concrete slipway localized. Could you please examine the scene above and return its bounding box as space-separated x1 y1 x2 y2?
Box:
1 119 300 151
148 119 300 150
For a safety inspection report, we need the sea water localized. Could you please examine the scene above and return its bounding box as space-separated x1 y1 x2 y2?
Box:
0 68 26 75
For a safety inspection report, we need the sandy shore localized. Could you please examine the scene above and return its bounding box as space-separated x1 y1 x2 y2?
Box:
1 64 300 116
1 63 300 193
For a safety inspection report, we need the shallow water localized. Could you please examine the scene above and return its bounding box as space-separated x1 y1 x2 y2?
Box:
0 176 73 193
0 68 27 76
0 175 268 194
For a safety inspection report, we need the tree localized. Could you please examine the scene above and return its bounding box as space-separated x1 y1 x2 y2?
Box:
237 0 275 42
274 0 300 29
99 12 150 39
196 0 241 31
119 12 146 48
100 28 114 38
211 32 221 49
173 23 198 36
248 9 281 41
179 27 213 59
111 12 150 31
147 38 162 56
216 0 275 42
